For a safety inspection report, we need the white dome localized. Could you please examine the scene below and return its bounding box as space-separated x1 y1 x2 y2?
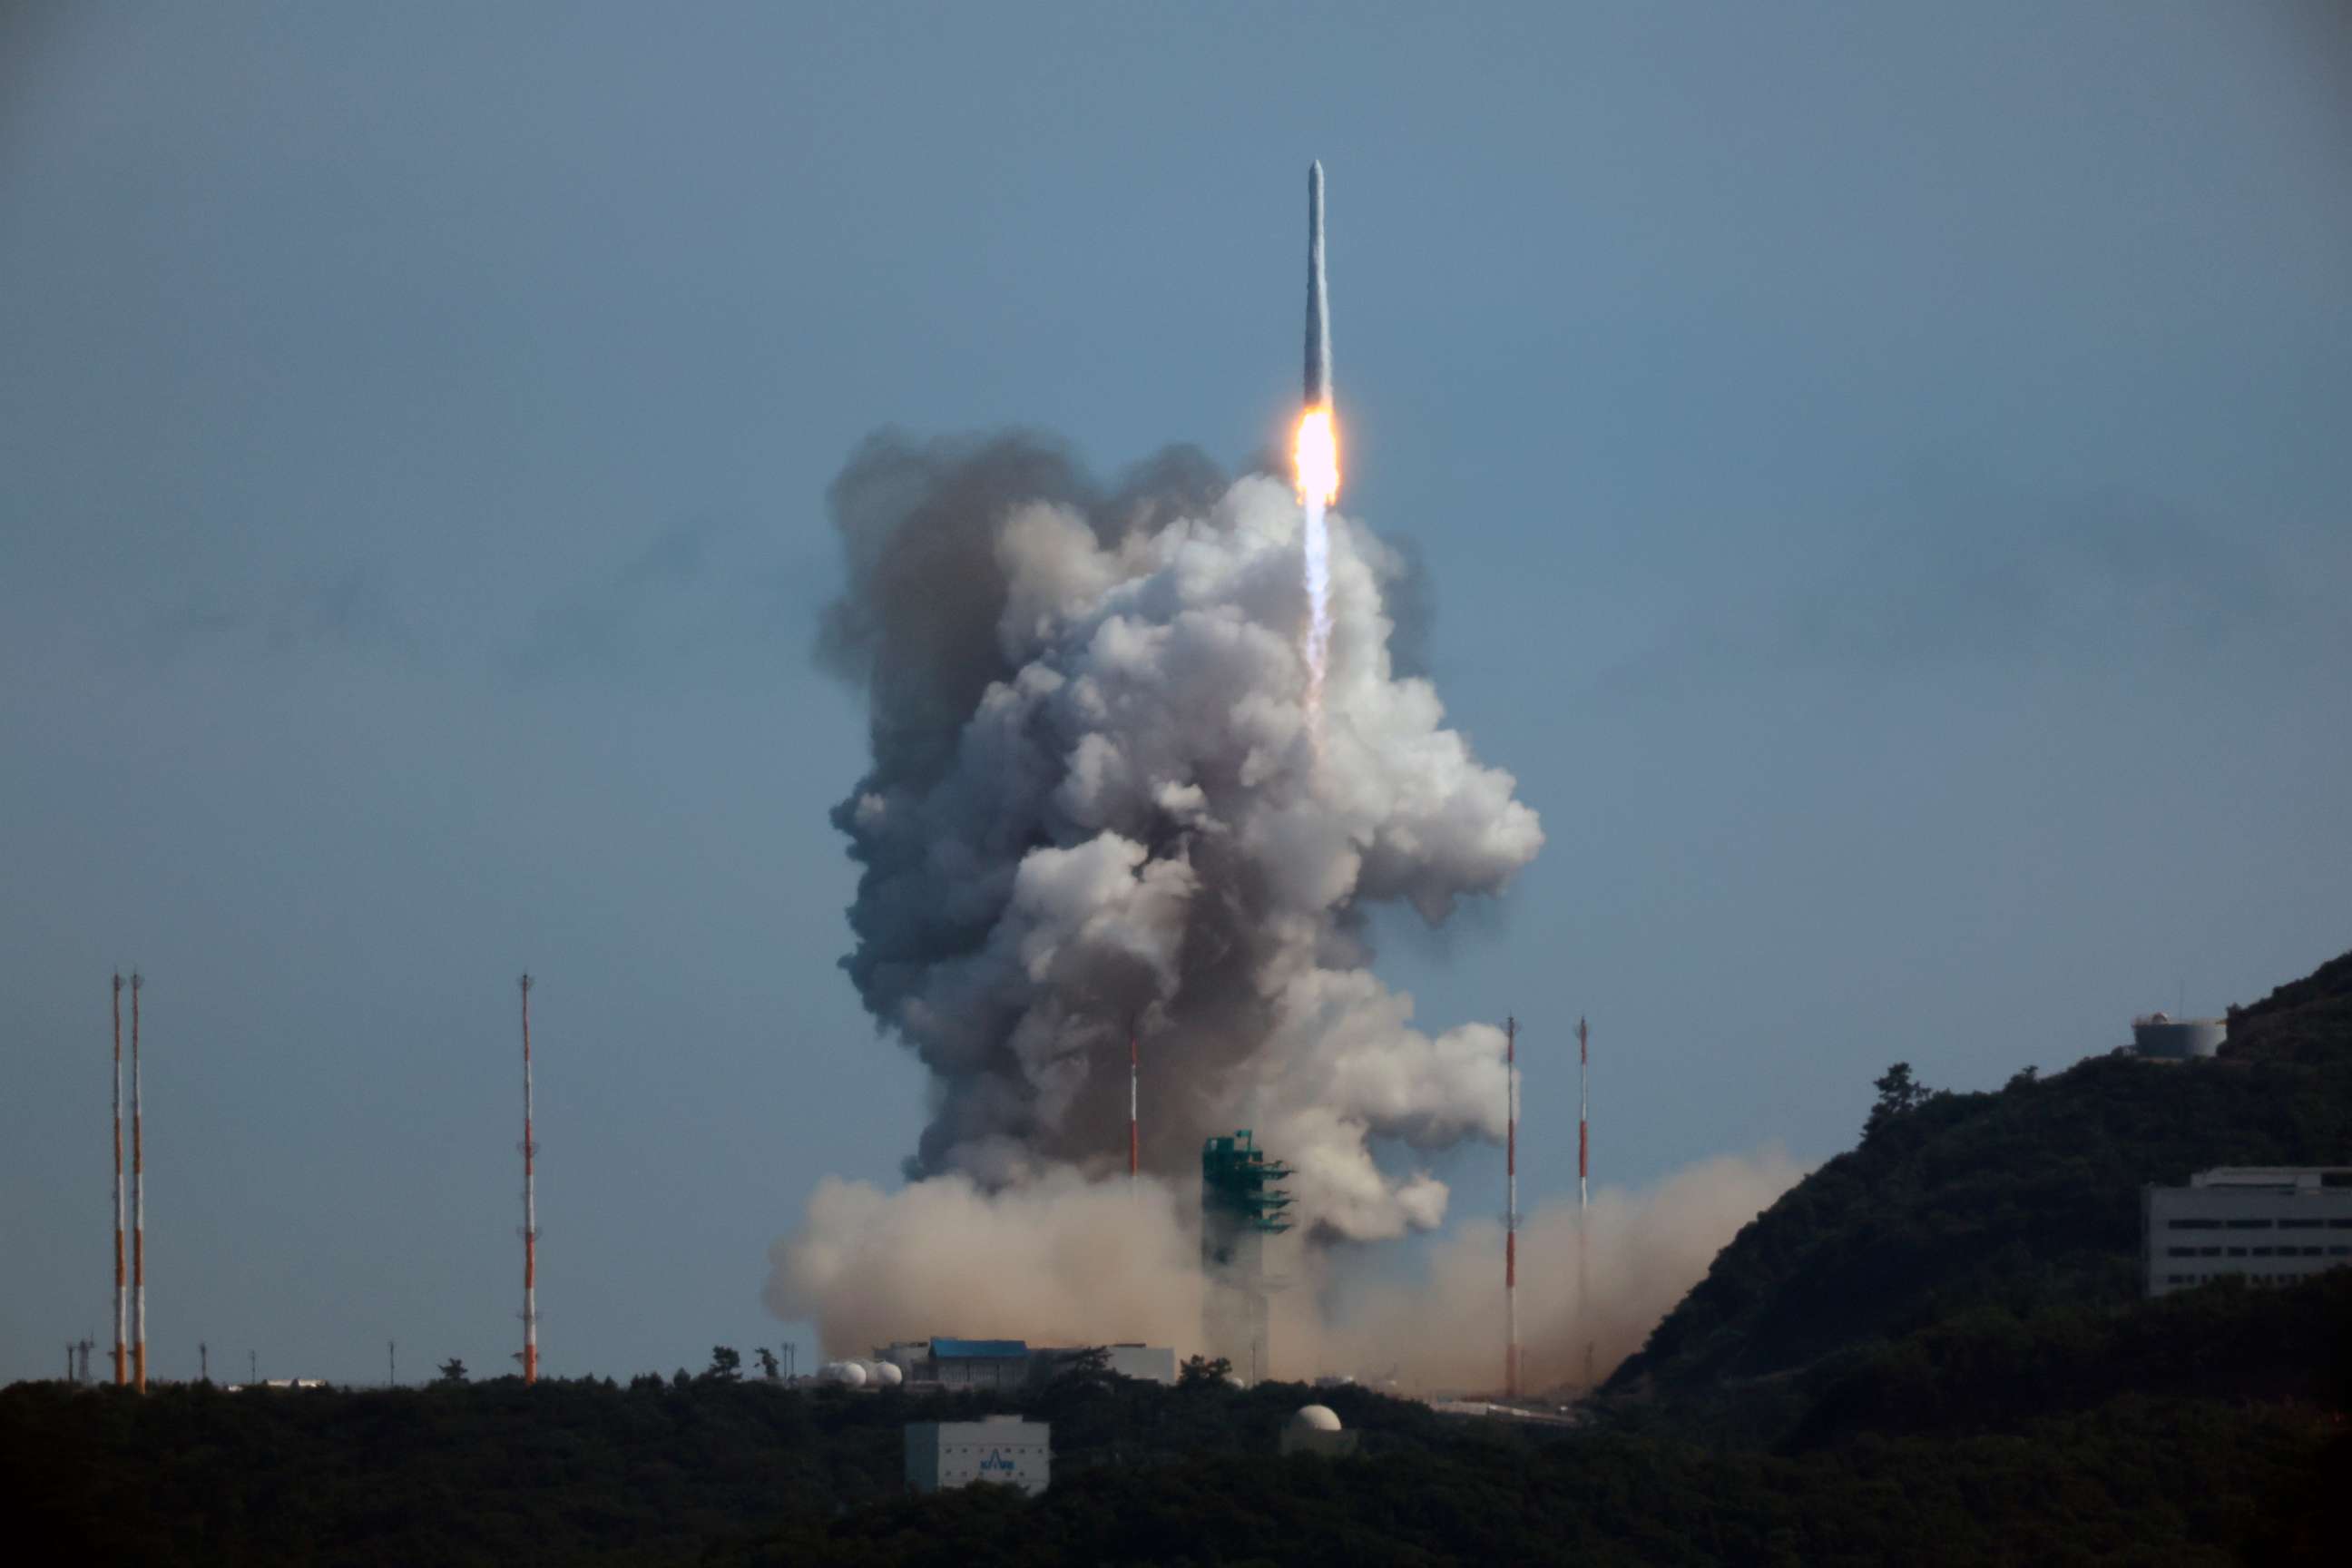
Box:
822 1361 867 1387
868 1360 905 1387
1290 1404 1343 1432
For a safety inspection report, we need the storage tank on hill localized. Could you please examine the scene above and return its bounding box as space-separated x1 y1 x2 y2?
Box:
2132 1014 2227 1059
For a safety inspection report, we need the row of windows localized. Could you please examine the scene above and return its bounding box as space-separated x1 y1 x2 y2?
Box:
2166 1245 2343 1259
2164 1216 2352 1230
2166 1270 2331 1288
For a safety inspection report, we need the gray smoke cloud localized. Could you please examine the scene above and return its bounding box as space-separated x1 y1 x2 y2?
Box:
809 432 1544 1240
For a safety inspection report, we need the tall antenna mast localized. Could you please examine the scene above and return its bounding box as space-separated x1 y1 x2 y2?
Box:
1504 1014 1519 1400
1579 1014 1592 1391
519 974 538 1385
132 971 145 1394
1128 1030 1140 1186
111 974 126 1387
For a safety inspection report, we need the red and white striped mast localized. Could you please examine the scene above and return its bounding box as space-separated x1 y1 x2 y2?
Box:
111 974 126 1387
132 970 145 1394
1504 1014 1519 1400
519 974 538 1386
1579 1014 1592 1390
1127 1030 1140 1186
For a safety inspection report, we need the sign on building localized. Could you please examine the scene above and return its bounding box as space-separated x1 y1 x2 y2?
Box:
905 1416 1052 1496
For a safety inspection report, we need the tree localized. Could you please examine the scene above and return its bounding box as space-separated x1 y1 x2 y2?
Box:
1864 1062 1935 1139
2005 1064 2040 1091
754 1347 780 1381
1059 1346 1112 1379
1178 1355 1233 1388
436 1358 467 1385
705 1346 742 1382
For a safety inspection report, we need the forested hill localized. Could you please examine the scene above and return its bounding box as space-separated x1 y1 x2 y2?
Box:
1608 947 2352 1425
2226 948 2352 1065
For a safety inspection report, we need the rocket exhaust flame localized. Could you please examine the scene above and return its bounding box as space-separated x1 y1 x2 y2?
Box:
1293 407 1339 508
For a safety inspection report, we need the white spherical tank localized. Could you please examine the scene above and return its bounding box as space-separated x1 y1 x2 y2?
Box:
822 1360 867 1388
868 1359 905 1387
1290 1404 1343 1432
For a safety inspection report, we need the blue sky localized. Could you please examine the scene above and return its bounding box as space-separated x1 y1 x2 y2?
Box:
4 2 2347 1384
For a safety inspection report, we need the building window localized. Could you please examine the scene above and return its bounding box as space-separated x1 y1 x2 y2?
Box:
2168 1219 2221 1230
2227 1248 2248 1257
2328 1220 2352 1230
2278 1219 2324 1230
2225 1219 2273 1230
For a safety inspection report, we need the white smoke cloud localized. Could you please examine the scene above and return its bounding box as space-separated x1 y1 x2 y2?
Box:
818 440 1543 1240
775 432 1792 1385
768 1171 1204 1356
1290 1149 1808 1391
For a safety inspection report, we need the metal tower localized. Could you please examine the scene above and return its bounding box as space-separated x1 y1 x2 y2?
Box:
519 974 538 1386
1200 1130 1293 1385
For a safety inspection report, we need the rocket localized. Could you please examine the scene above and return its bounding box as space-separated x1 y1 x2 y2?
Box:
1305 161 1331 407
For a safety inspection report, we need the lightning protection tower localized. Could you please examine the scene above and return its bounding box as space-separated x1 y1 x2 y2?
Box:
519 974 539 1386
1200 1130 1293 1386
131 970 145 1394
1504 1014 1519 1400
1579 1014 1593 1390
110 974 126 1386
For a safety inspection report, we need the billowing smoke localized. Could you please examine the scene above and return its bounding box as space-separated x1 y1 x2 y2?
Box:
769 429 1797 1380
810 432 1542 1240
775 1171 1203 1356
766 1152 1805 1387
1288 1150 1807 1389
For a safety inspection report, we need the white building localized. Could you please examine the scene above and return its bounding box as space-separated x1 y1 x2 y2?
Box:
874 1338 1176 1389
2143 1167 2352 1297
905 1416 1051 1495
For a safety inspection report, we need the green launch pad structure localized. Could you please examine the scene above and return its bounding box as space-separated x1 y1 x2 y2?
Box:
1201 1131 1293 1385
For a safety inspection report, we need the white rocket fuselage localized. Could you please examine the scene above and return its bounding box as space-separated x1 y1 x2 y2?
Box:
1305 162 1330 407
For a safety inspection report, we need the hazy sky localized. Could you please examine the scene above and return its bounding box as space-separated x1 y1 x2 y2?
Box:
5 3 2347 1385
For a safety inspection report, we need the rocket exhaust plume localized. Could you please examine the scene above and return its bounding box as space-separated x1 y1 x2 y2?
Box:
752 168 1830 1381
1295 162 1339 727
781 426 1540 1252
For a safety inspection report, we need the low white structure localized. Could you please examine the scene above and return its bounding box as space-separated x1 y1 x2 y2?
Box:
2143 1167 2352 1297
906 1416 1052 1495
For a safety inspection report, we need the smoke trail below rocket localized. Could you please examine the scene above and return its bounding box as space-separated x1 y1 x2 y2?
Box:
1297 162 1338 730
1296 454 1336 725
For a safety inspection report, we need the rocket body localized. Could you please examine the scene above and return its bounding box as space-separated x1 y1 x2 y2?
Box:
1305 162 1330 407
